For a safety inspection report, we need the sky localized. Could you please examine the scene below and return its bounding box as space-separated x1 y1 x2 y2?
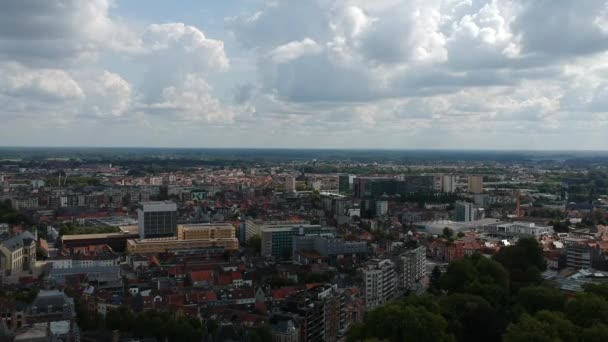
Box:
1 0 608 150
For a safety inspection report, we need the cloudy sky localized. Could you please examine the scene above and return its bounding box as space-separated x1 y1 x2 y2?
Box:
1 0 608 150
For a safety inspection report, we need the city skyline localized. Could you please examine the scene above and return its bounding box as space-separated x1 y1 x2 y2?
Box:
2 0 608 149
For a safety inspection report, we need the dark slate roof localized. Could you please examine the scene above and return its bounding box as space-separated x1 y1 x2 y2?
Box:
1 231 35 252
29 290 73 315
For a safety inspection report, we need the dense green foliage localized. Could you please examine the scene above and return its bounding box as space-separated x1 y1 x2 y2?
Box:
348 239 608 342
105 307 204 341
494 238 547 291
59 223 121 235
0 199 32 225
45 176 101 187
0 287 39 304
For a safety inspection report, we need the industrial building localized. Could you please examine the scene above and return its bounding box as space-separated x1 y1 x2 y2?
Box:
484 221 554 238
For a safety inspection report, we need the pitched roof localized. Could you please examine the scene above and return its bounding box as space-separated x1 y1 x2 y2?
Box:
272 286 301 300
1 231 35 251
188 291 217 303
190 270 214 283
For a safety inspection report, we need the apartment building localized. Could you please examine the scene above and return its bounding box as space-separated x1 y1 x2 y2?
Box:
362 259 396 310
392 246 427 294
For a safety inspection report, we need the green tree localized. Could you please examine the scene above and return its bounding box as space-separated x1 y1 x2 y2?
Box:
515 285 566 315
565 294 608 328
439 294 505 342
347 304 455 342
429 266 442 294
105 306 135 332
443 227 454 239
441 258 477 294
75 298 100 331
583 282 608 301
249 325 272 342
582 324 608 342
494 238 546 291
504 311 578 342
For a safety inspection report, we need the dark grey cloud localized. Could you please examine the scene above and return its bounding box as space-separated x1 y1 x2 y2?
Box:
260 52 379 102
0 0 138 66
514 0 608 56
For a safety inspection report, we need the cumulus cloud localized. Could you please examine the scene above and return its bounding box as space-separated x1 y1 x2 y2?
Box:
146 74 235 123
269 38 323 64
3 0 608 149
514 0 608 56
0 62 84 100
87 71 133 118
0 0 236 130
0 0 141 65
142 23 229 70
226 0 331 49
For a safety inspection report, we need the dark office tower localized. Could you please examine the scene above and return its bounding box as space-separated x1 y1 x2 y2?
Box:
137 201 178 239
338 175 351 194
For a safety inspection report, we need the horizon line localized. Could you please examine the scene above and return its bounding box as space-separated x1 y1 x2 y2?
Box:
1 145 608 153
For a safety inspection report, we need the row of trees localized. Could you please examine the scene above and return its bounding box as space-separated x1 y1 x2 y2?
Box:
105 307 204 341
77 303 273 342
59 223 120 235
348 238 608 341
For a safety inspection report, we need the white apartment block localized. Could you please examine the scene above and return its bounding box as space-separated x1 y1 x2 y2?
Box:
362 259 396 310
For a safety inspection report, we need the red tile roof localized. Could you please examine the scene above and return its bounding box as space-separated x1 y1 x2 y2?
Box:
272 286 301 300
218 274 232 286
188 291 217 303
190 270 214 283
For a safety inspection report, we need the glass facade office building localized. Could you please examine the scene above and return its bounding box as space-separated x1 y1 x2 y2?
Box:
137 201 178 239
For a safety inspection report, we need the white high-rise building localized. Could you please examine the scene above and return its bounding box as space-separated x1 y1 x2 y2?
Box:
362 259 396 310
441 175 457 193
285 176 296 192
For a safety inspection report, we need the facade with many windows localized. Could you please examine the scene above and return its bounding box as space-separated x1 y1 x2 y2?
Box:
0 231 36 276
137 201 178 239
362 259 396 310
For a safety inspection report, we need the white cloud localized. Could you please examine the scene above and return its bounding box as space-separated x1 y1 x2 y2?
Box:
88 71 133 117
513 0 608 56
0 0 142 65
142 23 229 70
0 62 84 100
269 38 323 64
146 74 236 123
3 0 608 149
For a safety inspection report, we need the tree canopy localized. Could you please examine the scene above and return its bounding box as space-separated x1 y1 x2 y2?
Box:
348 239 608 342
